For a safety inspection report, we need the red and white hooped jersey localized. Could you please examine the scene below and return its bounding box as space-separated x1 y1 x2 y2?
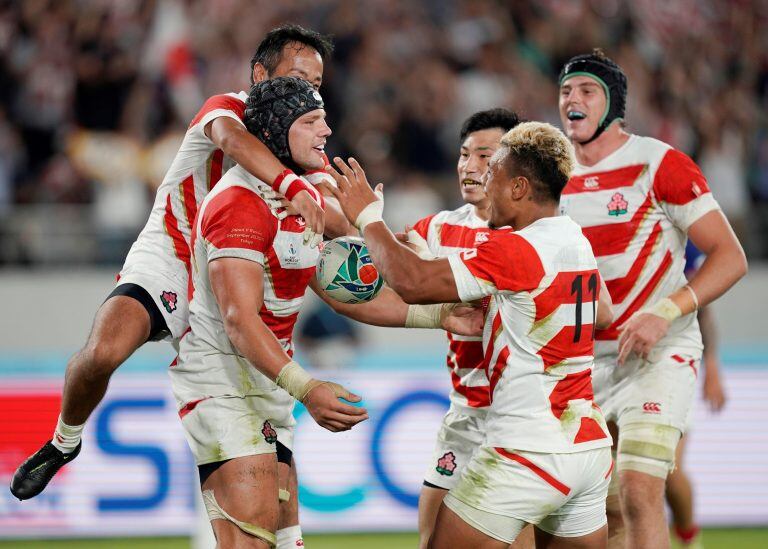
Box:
559 135 720 355
448 216 611 453
173 164 319 402
411 204 492 414
121 91 249 282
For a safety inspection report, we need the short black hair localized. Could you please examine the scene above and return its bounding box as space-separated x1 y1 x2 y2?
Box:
459 108 520 143
250 24 334 82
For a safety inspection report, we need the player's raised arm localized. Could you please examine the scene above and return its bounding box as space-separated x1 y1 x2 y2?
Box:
308 278 483 336
209 257 368 432
206 116 324 238
325 158 462 304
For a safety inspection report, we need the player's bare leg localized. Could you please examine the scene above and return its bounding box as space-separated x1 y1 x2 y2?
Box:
10 296 152 500
419 487 533 549
666 438 700 546
61 296 152 425
605 493 624 549
428 503 511 549
604 422 625 549
276 458 303 548
511 525 535 548
203 454 279 548
419 486 447 549
534 524 607 549
619 470 668 549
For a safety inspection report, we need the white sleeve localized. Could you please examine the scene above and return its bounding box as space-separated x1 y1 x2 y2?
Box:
448 253 491 302
663 193 721 232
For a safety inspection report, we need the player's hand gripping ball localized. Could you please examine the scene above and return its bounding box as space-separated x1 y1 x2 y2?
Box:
316 236 384 304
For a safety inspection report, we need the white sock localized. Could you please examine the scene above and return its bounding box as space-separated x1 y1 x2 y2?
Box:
51 415 85 454
276 525 303 548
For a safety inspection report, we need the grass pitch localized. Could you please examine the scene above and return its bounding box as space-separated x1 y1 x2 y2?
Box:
0 529 766 548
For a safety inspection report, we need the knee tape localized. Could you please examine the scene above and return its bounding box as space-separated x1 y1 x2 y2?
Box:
617 423 681 479
202 489 276 547
278 488 291 502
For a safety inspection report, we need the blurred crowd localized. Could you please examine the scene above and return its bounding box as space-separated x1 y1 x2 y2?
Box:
0 0 766 265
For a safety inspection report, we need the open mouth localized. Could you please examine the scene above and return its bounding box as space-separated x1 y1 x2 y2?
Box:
567 110 587 121
313 144 325 154
461 179 482 189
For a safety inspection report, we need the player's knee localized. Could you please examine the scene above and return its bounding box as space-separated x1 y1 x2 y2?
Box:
80 342 124 375
203 489 277 547
617 423 680 480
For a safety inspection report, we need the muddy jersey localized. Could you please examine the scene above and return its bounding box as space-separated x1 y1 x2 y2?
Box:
559 135 720 357
171 164 319 408
411 204 491 413
448 216 611 453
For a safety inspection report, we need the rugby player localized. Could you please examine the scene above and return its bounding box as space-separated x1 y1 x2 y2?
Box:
556 50 747 548
328 122 616 548
401 108 533 549
10 24 346 505
178 76 482 548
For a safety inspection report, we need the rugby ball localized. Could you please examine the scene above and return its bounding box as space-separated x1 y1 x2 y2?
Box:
316 236 384 304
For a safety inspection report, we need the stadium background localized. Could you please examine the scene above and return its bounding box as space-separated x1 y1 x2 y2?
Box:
1 0 767 547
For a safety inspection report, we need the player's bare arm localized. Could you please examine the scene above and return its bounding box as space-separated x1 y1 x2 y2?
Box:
326 157 461 304
206 116 325 240
596 274 614 330
209 256 368 432
309 278 483 336
698 305 726 411
618 209 747 364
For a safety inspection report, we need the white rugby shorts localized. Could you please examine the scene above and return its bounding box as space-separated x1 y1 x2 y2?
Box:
117 261 190 341
445 446 612 542
177 390 296 466
424 408 486 490
592 345 700 433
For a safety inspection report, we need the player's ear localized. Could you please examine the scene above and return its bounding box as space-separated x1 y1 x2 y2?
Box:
252 63 268 84
511 176 529 200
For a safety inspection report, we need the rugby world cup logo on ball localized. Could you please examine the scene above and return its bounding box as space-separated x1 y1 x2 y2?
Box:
316 236 384 304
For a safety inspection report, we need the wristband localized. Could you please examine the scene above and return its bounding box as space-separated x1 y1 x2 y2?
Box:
275 360 352 402
354 200 384 232
406 304 448 329
275 360 315 401
642 297 682 323
272 169 312 201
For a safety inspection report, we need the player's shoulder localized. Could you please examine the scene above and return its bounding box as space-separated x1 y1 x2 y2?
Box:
189 91 248 128
433 203 475 224
516 216 583 247
412 209 447 234
627 134 676 164
201 170 272 226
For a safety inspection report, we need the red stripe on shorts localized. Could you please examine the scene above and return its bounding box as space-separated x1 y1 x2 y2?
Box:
494 447 571 496
605 458 614 479
178 397 210 419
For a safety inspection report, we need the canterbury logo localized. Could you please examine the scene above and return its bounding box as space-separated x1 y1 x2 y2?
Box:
642 402 661 413
474 231 489 244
